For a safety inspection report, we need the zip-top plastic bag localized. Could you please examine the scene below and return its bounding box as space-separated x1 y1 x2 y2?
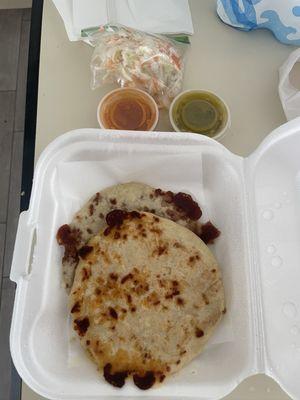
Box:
85 24 189 109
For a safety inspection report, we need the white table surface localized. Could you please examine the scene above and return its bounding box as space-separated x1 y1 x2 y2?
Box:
22 0 295 399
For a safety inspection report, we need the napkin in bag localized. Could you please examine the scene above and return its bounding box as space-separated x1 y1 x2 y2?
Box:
52 0 194 41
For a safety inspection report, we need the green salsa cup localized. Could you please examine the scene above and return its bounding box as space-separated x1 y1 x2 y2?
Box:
170 90 230 139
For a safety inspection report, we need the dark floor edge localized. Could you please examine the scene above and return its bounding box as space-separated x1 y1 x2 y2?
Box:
13 1 44 399
21 0 44 212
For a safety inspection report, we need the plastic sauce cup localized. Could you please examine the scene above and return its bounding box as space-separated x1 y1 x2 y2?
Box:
98 88 159 131
169 90 231 139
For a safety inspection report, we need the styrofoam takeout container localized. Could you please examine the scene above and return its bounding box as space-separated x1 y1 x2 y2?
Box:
10 120 300 400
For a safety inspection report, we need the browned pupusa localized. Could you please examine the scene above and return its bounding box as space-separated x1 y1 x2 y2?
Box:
69 211 225 390
57 182 214 291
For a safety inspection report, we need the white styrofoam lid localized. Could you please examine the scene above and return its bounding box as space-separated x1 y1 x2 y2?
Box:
248 118 300 400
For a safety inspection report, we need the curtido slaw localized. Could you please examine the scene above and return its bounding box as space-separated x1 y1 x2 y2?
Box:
85 24 189 108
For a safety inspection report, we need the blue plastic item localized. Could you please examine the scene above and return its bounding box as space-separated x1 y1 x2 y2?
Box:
217 0 300 46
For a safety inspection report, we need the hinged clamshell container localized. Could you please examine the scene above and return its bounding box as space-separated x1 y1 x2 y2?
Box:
10 119 300 399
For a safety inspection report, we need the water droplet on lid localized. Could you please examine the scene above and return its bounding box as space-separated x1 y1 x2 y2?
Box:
262 210 274 220
271 256 282 267
275 364 282 372
249 386 255 392
274 202 281 209
283 302 297 319
267 245 276 255
291 326 299 335
266 387 271 393
285 198 291 204
283 191 288 197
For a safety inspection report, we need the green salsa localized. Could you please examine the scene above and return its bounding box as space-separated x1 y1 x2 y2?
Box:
171 91 228 137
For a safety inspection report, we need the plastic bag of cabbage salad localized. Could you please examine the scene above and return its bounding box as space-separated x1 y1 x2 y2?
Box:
84 24 189 109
